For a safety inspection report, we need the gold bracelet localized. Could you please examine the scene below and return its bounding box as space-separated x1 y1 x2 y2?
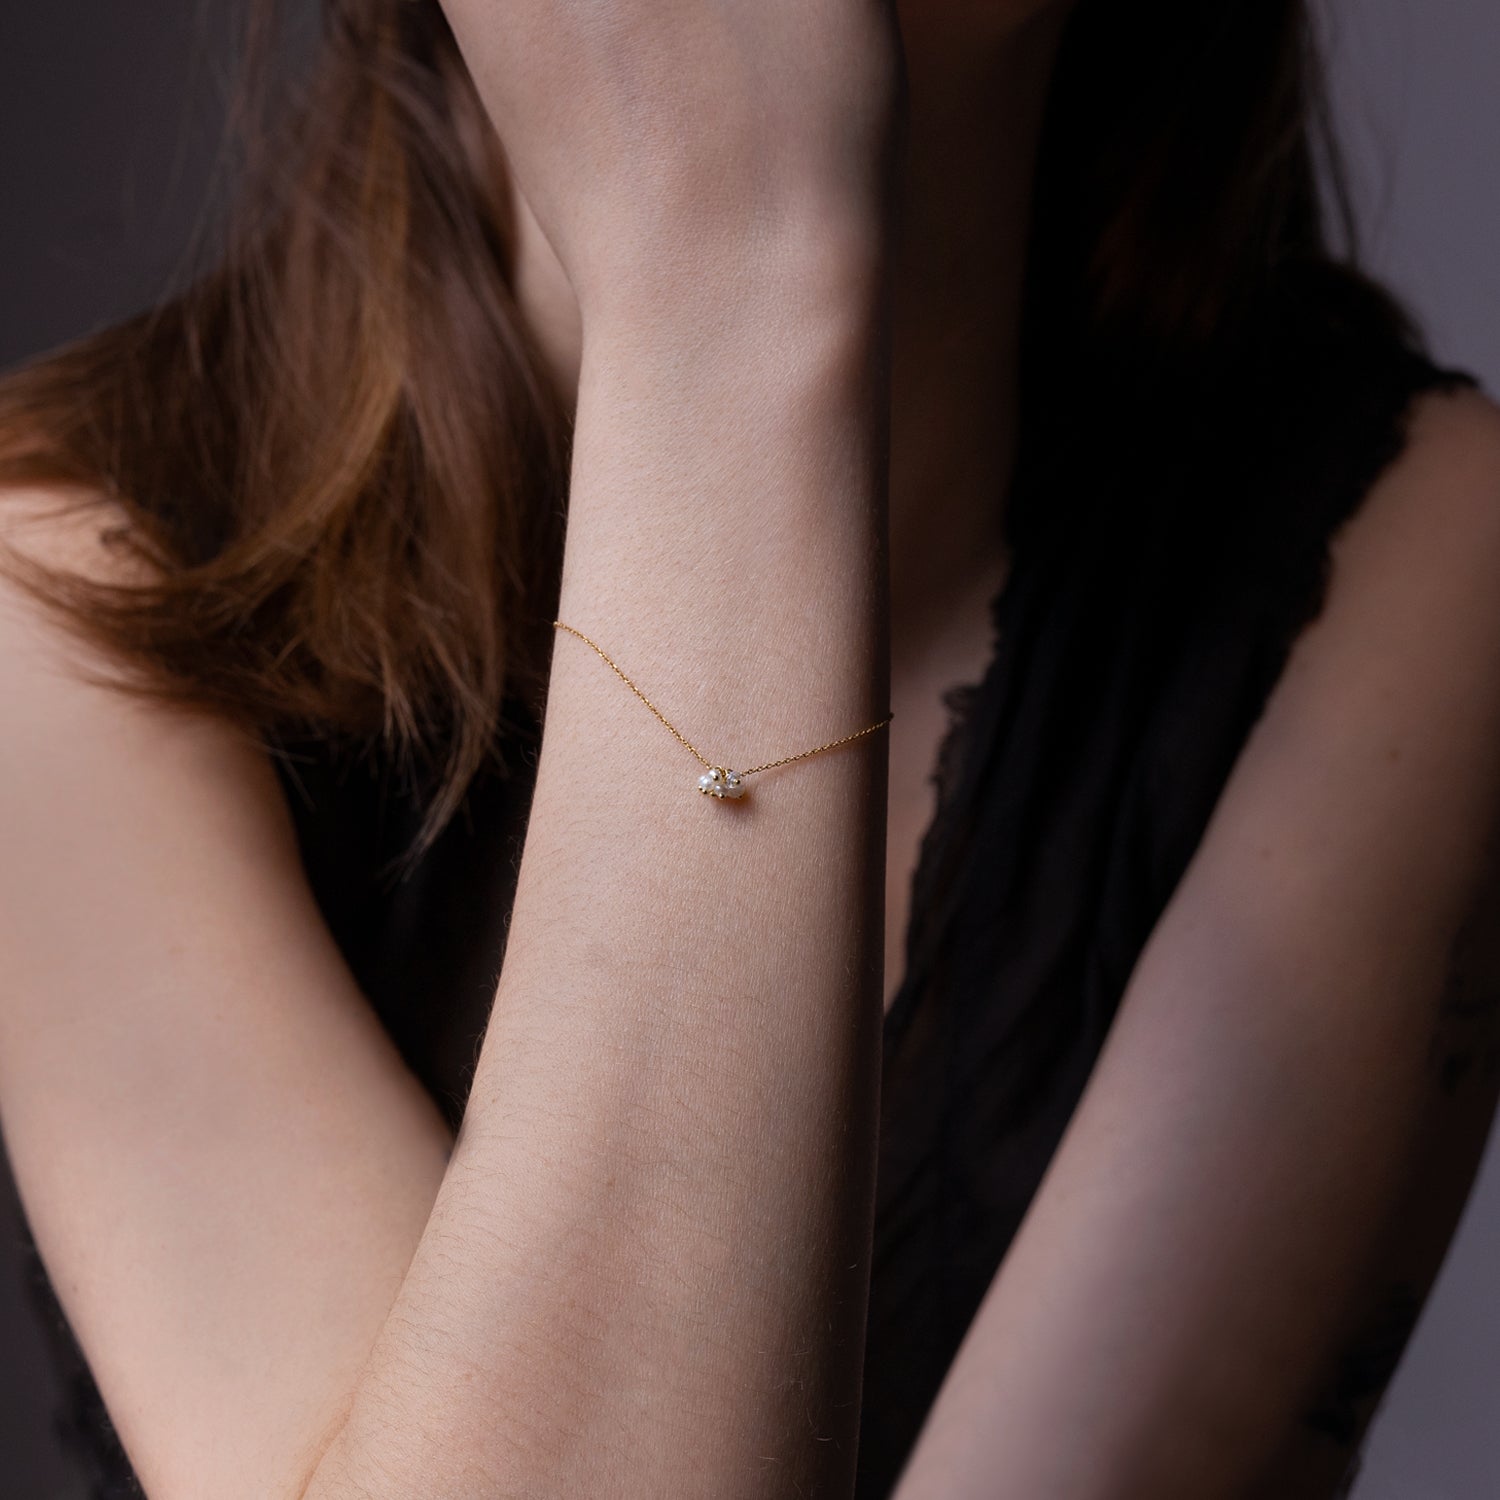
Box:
552 620 893 801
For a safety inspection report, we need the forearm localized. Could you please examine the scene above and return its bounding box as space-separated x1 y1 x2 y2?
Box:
303 276 891 1497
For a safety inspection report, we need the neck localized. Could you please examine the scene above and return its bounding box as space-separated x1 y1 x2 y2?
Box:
885 6 1069 670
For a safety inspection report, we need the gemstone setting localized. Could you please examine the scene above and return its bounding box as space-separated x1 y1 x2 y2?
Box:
698 767 746 799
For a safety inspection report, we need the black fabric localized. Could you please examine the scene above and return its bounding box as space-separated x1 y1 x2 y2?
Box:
11 322 1478 1499
859 310 1478 1495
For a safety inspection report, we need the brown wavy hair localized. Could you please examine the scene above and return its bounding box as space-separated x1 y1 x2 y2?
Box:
0 1 569 865
0 0 1410 865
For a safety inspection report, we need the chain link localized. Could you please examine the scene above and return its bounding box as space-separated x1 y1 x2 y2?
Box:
552 620 892 780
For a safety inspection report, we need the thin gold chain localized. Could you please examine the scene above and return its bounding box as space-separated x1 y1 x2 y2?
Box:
552 620 893 778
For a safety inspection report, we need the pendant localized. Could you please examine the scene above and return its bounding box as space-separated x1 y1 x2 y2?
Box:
698 767 746 799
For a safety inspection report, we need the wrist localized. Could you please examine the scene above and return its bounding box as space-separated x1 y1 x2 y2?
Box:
570 303 887 547
578 256 886 426
576 216 887 352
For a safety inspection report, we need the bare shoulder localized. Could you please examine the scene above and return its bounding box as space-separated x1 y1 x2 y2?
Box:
0 481 152 579
1354 380 1500 546
0 481 161 678
0 481 310 957
1288 379 1500 741
0 479 312 1006
1404 378 1500 462
0 479 280 802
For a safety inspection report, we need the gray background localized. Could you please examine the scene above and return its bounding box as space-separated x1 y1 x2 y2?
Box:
2 3 1497 1495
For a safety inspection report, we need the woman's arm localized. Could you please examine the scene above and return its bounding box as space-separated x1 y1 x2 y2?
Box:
0 490 460 1499
890 385 1500 1500
293 5 903 1495
299 252 892 1500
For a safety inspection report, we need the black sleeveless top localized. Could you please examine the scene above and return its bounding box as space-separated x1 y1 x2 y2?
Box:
13 311 1479 1499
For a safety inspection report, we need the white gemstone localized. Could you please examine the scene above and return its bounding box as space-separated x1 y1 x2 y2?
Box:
697 767 746 799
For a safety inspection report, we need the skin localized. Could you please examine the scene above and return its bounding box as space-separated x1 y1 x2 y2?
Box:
507 1 1073 1009
2 3 1500 1498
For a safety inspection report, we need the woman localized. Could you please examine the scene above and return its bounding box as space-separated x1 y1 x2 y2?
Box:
2 0 1499 1496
